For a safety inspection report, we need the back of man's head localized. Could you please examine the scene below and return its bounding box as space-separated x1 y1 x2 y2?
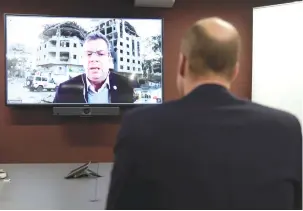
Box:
180 17 241 79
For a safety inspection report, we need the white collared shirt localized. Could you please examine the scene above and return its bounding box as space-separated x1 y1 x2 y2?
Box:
86 75 111 103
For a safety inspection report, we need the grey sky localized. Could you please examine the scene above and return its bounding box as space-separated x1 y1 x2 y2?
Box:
6 16 162 50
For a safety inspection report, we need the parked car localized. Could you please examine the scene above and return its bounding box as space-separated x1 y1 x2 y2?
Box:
24 76 57 92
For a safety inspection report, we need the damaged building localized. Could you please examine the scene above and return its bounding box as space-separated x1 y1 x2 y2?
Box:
36 19 144 81
36 21 87 78
90 19 143 78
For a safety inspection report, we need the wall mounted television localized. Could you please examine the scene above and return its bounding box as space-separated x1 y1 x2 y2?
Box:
4 14 163 107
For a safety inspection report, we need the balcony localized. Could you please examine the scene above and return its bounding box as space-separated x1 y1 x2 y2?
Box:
47 46 57 52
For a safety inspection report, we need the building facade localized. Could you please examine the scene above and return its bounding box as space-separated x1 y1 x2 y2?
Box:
91 19 143 78
36 20 144 80
36 23 85 78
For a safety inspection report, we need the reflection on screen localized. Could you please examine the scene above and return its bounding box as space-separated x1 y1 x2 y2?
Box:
5 15 163 105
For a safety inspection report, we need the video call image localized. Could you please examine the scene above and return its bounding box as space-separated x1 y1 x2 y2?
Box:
5 15 163 105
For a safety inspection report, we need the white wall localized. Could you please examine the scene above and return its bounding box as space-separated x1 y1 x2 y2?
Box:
252 1 303 123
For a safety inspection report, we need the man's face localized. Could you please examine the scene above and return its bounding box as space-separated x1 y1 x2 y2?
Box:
82 39 111 83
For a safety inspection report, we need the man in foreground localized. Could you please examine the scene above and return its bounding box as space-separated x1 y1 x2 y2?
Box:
106 17 302 209
53 31 136 104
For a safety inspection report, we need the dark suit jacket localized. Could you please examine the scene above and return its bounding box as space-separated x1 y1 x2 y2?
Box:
106 84 302 210
53 72 137 104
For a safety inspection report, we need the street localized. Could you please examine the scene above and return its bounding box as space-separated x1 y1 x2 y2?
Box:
7 78 55 104
7 78 162 104
134 87 162 104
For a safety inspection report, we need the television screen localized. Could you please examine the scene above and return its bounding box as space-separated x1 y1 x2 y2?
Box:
5 14 163 106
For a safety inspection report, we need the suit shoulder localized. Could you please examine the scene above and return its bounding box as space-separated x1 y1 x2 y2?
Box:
111 72 128 84
59 74 83 87
111 72 127 80
123 100 179 120
110 72 138 88
248 101 300 126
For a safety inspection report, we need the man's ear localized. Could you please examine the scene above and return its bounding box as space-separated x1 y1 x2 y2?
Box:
231 62 239 82
108 55 114 69
178 53 186 77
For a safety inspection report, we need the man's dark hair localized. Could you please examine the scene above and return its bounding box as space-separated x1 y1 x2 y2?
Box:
84 31 111 52
181 18 241 78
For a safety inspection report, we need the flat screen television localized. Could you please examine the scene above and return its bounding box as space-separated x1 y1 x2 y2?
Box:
4 14 163 107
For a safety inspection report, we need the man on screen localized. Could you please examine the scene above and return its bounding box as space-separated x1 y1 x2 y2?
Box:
53 31 137 104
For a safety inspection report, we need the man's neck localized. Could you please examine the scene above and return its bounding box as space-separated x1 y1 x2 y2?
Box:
86 72 110 92
89 79 105 91
184 78 231 96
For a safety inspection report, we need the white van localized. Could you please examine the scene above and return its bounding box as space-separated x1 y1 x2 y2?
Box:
24 76 57 92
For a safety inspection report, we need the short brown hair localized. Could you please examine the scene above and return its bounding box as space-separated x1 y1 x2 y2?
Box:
181 20 241 78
